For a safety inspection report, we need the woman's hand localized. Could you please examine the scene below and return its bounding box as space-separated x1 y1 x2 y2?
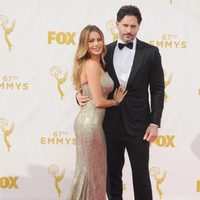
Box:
113 85 127 104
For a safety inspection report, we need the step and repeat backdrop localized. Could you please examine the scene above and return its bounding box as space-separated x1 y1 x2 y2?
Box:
0 0 200 199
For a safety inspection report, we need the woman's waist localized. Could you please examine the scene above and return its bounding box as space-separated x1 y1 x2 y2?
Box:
76 104 105 122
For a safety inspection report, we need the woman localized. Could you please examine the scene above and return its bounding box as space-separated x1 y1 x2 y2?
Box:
68 25 126 200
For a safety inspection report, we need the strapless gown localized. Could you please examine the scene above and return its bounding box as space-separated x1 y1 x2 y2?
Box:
68 72 114 200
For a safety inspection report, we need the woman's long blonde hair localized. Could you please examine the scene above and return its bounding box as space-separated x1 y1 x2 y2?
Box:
72 25 107 90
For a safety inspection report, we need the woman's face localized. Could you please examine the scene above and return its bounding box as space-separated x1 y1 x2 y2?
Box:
87 31 104 57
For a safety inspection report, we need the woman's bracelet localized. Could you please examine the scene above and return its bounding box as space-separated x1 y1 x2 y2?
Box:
112 99 119 106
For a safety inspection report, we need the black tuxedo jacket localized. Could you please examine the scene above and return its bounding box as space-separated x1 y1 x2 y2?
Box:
103 39 165 136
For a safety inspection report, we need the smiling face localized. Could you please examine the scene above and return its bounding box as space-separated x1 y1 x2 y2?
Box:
87 31 104 58
117 15 140 43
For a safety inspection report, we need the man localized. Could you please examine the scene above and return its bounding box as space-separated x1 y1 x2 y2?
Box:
78 5 164 200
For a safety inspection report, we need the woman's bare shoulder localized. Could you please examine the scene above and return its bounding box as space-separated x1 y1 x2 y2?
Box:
85 59 100 73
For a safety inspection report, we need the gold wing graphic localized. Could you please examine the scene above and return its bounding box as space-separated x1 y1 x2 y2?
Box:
156 171 167 199
58 71 67 85
3 21 15 50
56 169 65 183
57 71 67 99
3 21 15 35
4 123 15 136
157 171 167 184
165 74 173 87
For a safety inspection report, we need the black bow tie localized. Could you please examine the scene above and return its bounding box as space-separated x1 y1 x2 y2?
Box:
118 42 133 50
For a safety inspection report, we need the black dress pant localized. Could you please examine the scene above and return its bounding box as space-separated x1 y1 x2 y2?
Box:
105 119 152 200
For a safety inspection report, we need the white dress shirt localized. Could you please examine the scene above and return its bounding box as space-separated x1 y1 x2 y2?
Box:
113 38 137 88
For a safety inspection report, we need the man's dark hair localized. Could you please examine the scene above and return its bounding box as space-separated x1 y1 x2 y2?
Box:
117 5 142 24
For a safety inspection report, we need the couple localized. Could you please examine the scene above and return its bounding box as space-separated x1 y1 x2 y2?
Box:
68 5 165 200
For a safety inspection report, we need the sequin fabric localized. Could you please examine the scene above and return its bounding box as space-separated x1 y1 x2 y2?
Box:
68 72 114 200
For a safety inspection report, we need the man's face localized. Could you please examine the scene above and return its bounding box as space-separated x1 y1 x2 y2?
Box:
116 15 140 43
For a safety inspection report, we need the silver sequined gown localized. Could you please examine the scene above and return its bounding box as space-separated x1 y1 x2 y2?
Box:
68 72 114 200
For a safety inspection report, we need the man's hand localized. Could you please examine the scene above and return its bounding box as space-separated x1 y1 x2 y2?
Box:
143 124 159 142
76 89 90 107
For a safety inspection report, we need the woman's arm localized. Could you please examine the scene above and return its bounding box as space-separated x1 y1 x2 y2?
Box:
85 60 124 108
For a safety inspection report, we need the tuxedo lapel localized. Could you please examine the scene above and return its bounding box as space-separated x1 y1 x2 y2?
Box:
127 39 145 88
106 42 120 86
